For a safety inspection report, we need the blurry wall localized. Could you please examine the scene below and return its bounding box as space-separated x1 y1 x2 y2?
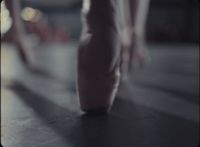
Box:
146 0 199 43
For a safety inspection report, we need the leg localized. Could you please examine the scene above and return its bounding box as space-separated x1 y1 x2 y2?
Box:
120 0 150 73
3 0 32 67
128 0 150 70
77 0 121 114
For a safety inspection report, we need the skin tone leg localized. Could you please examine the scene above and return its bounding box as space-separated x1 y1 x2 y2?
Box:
3 0 32 67
128 0 150 71
78 0 121 114
120 0 150 73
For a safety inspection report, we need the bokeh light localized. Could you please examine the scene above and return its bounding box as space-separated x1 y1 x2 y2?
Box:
21 7 43 22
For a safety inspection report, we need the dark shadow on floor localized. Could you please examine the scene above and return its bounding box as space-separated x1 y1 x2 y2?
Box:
8 81 147 147
8 81 199 147
134 80 198 104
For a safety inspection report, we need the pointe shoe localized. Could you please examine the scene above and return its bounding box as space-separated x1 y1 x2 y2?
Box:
78 59 120 114
77 0 121 114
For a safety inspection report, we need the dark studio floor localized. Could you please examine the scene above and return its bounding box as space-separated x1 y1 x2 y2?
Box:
1 42 199 147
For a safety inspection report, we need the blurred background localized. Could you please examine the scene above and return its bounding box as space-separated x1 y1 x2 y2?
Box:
1 0 199 147
1 0 199 42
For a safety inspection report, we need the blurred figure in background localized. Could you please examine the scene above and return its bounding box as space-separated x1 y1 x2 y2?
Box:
1 0 70 68
1 0 33 68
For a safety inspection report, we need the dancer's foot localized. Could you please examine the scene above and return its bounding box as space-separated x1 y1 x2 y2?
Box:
78 0 121 114
129 31 150 71
121 30 150 74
